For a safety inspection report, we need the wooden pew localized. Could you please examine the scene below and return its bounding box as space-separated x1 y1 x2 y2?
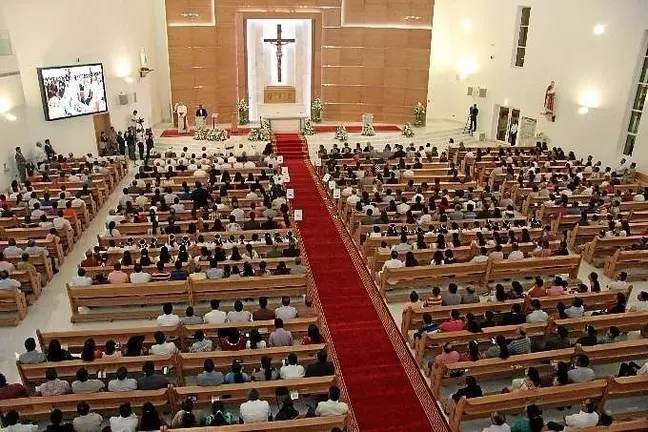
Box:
176 344 325 385
0 238 65 265
449 380 607 432
0 287 27 326
582 235 644 265
378 261 489 298
604 249 648 278
37 325 184 354
0 226 74 255
430 338 648 397
568 224 648 250
66 280 190 322
171 376 336 409
483 255 582 286
7 254 54 282
401 287 631 335
17 354 177 391
191 274 308 304
170 416 348 432
0 389 169 421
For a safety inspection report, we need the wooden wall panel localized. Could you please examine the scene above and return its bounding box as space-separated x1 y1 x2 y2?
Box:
166 0 432 124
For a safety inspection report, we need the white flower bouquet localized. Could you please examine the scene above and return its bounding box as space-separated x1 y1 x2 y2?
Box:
194 127 208 140
361 123 375 136
335 125 348 142
302 118 315 135
414 102 426 126
207 128 228 141
237 99 250 125
311 98 323 123
402 122 415 138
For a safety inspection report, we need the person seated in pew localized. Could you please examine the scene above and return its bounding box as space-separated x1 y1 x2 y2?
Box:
196 359 223 387
597 326 626 344
433 343 460 366
302 324 323 345
169 260 189 281
507 326 531 355
423 286 443 307
129 263 152 283
108 262 129 284
18 337 46 364
439 309 465 332
526 299 549 323
224 359 250 384
563 297 585 318
316 385 349 417
3 238 23 258
403 291 423 311
546 399 600 431
189 266 207 281
180 306 203 326
528 277 547 297
603 292 627 314
150 261 170 282
107 366 137 392
70 267 93 287
510 405 544 432
534 326 571 352
279 352 306 379
481 310 497 328
252 296 274 321
0 270 20 291
275 296 298 321
190 330 213 353
269 318 293 347
220 328 247 351
482 412 511 432
72 402 103 432
80 250 99 267
204 299 227 324
150 331 178 355
607 271 629 290
71 367 104 394
239 388 270 423
0 373 28 400
442 283 462 306
0 252 15 273
507 367 542 392
46 409 75 432
470 247 489 263
110 403 139 432
137 361 169 390
629 291 648 312
39 368 71 396
157 303 180 326
461 286 480 304
450 375 483 405
568 354 595 383
500 304 526 326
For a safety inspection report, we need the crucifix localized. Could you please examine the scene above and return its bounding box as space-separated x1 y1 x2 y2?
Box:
263 24 295 83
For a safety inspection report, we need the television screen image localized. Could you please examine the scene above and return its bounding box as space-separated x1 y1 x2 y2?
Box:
37 63 108 121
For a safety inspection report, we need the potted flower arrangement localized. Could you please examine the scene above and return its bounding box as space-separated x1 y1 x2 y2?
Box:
237 99 249 125
248 120 272 141
414 102 426 127
402 122 415 138
311 98 323 123
361 123 375 136
335 125 348 142
207 128 228 141
302 118 315 135
193 127 208 140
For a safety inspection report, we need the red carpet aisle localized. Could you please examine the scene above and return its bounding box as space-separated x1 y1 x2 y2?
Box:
274 133 450 432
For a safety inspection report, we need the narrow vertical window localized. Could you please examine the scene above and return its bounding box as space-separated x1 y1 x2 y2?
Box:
623 41 648 155
514 7 531 67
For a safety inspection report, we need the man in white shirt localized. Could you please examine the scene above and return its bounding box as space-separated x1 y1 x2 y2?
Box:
239 389 270 423
230 205 246 221
315 386 349 417
109 403 138 432
382 251 405 271
526 299 549 323
629 291 648 312
470 247 489 263
70 268 93 287
72 402 103 432
150 331 178 355
507 243 525 261
548 400 599 431
204 299 227 324
130 264 152 283
53 210 73 233
607 271 629 290
396 198 410 214
107 367 138 392
2 240 23 258
134 192 149 208
157 303 180 326
482 412 510 432
279 353 305 379
0 411 38 432
275 296 298 321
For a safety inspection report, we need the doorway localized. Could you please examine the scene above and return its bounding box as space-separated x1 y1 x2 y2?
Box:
494 106 520 145
93 112 111 151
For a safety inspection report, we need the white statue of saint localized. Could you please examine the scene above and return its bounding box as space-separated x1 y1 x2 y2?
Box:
176 103 188 132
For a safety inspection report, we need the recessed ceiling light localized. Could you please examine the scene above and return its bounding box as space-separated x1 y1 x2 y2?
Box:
578 106 589 115
593 24 605 35
462 18 473 30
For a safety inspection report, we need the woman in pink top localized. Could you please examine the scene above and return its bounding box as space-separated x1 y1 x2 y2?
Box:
433 343 461 366
439 310 465 332
546 276 566 296
0 252 15 272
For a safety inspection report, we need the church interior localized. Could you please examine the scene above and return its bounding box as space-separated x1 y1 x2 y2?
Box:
0 0 646 431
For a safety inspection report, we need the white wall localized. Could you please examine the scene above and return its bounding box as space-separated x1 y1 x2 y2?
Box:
1 0 169 156
428 0 648 168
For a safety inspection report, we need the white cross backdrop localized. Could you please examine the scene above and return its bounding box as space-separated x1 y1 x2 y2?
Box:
246 19 312 121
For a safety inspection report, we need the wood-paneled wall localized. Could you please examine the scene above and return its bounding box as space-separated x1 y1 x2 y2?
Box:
166 0 433 124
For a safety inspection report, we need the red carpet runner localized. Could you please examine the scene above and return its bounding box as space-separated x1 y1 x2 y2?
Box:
274 133 450 432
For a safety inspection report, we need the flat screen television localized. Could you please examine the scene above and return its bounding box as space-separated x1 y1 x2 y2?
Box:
37 63 108 121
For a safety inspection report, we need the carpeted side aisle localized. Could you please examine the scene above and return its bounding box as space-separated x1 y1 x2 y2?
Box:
274 133 450 432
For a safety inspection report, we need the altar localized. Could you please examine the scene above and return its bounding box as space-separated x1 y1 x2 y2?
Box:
257 103 307 132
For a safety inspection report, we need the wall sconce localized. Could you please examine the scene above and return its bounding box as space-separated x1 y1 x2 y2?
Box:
578 89 601 114
123 76 136 84
456 55 477 80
